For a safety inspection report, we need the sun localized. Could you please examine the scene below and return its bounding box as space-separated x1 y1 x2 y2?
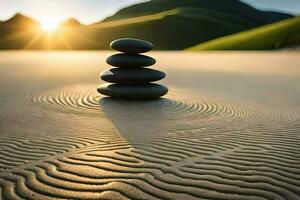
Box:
40 19 59 32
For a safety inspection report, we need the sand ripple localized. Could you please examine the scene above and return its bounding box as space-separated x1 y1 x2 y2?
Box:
32 84 298 133
1 135 300 199
0 84 299 199
0 136 106 172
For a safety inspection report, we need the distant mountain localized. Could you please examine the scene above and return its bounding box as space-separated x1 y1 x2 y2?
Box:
0 0 293 50
91 0 292 50
1 13 38 27
0 14 84 50
187 16 300 50
103 0 291 26
0 13 40 49
60 18 82 27
0 13 38 33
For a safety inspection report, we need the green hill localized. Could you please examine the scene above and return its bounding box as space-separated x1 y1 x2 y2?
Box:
187 16 300 50
0 0 293 50
78 8 256 50
103 0 291 26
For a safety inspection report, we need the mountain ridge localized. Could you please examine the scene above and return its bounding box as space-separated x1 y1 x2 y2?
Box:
0 0 294 50
103 0 292 26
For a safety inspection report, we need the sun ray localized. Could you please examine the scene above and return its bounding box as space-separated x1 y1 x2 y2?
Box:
56 31 73 50
22 32 42 49
0 28 38 48
46 32 52 50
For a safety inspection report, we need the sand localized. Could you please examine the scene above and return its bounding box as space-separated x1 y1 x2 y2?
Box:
0 51 299 199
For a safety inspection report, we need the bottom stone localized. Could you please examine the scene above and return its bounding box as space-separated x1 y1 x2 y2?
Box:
98 83 168 99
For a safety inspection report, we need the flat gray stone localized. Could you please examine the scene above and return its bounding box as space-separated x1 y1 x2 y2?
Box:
98 83 168 99
100 68 166 84
107 53 156 68
111 38 153 54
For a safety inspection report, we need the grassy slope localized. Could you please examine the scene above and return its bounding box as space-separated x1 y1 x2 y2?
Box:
0 8 250 50
78 8 251 50
187 16 300 50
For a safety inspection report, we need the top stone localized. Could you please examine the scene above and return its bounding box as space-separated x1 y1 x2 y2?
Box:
110 38 153 54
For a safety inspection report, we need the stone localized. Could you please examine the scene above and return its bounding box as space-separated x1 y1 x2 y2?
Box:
100 68 166 84
98 83 168 99
106 53 156 68
110 38 153 54
98 38 168 99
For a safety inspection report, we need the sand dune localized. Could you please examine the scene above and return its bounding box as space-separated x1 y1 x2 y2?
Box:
0 51 299 199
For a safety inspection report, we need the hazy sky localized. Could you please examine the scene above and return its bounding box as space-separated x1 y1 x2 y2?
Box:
0 0 299 24
241 0 300 14
0 0 144 24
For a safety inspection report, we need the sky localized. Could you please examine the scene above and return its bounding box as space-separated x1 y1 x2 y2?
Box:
0 0 299 25
0 0 145 24
240 0 300 15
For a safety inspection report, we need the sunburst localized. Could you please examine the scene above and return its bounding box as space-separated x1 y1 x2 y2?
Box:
40 18 59 32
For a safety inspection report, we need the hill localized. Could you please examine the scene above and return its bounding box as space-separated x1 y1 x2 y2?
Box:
79 8 257 50
0 14 85 50
187 16 300 50
0 0 293 50
103 0 291 26
0 13 41 49
60 18 82 27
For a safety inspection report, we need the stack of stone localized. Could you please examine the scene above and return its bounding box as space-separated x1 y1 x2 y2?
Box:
98 38 168 99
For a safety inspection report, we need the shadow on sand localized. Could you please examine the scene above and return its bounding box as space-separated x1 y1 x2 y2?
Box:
99 97 173 140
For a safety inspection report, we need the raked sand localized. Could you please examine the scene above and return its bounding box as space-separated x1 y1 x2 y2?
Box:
0 51 300 199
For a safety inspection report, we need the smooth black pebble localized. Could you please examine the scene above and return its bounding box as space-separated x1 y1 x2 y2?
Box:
106 53 156 68
110 38 153 54
98 83 168 99
101 68 166 84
